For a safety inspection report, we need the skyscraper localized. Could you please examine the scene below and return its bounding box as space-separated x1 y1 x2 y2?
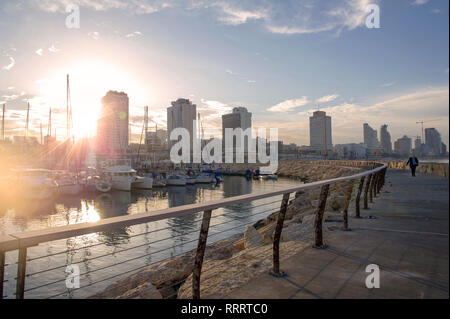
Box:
167 98 196 151
379 124 392 154
394 135 412 156
425 128 442 156
363 123 379 149
222 107 252 159
309 111 332 151
97 91 129 157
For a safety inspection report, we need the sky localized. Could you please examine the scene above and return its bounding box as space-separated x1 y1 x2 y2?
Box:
0 0 448 146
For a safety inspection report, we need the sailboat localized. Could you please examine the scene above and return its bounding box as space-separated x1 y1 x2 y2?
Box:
131 106 153 189
57 74 81 196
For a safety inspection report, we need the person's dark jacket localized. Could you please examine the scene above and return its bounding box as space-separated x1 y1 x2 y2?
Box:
406 156 419 168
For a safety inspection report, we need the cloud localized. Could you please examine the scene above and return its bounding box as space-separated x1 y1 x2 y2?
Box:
27 0 173 14
24 0 379 36
268 97 309 112
48 44 60 53
380 82 395 87
35 48 43 56
125 31 142 38
2 56 15 70
258 0 379 35
412 0 430 6
316 94 339 104
212 2 268 25
88 31 100 40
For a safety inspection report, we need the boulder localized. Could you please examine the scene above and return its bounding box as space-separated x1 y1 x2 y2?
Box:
243 226 267 249
115 282 162 299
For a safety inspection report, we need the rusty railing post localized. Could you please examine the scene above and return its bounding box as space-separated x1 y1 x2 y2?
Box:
342 182 354 231
270 193 291 277
192 210 212 300
16 247 27 299
376 171 382 194
369 173 376 202
355 176 365 218
0 251 4 300
363 174 372 209
313 184 330 249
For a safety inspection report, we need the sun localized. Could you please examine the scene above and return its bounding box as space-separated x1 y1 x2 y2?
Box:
36 60 149 139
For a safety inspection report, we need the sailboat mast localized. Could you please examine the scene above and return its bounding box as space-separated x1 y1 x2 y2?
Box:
2 104 5 141
25 102 30 137
66 74 72 140
48 108 52 137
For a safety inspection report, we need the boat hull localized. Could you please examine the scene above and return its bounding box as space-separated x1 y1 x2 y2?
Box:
58 183 82 196
132 177 153 189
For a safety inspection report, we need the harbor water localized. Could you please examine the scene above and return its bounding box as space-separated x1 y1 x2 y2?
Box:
0 175 302 299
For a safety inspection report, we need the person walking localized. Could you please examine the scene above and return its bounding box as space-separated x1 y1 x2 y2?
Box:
406 154 419 177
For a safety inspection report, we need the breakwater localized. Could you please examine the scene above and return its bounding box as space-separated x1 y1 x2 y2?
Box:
385 161 448 178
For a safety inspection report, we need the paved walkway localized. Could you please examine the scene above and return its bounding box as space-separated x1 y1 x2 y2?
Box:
225 169 449 299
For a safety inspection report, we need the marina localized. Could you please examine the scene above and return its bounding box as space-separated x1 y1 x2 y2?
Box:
0 174 297 298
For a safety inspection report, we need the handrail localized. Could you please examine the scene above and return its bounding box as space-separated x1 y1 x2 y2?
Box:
0 162 387 251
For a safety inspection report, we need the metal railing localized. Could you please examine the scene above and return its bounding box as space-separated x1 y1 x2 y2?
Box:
0 161 387 299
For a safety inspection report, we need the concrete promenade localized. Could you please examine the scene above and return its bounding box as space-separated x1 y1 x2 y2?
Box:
225 169 449 299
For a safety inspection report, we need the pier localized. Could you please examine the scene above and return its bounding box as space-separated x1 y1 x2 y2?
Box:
226 169 449 299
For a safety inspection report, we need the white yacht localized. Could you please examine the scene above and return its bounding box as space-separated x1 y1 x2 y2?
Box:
166 174 187 186
11 168 58 199
102 165 137 191
53 171 82 196
132 175 153 189
195 173 214 183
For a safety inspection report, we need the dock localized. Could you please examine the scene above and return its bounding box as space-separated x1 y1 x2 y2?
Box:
225 169 449 299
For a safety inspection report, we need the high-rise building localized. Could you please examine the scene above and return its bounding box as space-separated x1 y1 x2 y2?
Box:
309 111 332 151
379 124 392 154
363 123 379 149
425 128 442 156
414 136 423 156
394 135 412 156
222 107 252 159
97 91 129 157
167 98 196 151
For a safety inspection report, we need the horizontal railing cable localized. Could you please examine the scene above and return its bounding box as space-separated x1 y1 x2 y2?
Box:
22 207 283 294
22 203 282 279
22 198 282 264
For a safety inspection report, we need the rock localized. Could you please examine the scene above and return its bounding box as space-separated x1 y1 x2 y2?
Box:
281 213 316 242
177 241 309 299
115 282 162 299
91 239 236 299
243 226 266 249
327 196 346 211
253 219 267 230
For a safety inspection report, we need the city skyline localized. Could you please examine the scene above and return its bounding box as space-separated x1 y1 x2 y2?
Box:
0 0 448 146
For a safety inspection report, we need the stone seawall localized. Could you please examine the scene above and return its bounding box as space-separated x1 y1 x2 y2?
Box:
385 161 448 178
90 160 377 299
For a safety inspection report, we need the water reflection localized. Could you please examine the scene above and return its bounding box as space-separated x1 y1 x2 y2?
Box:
0 176 302 298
